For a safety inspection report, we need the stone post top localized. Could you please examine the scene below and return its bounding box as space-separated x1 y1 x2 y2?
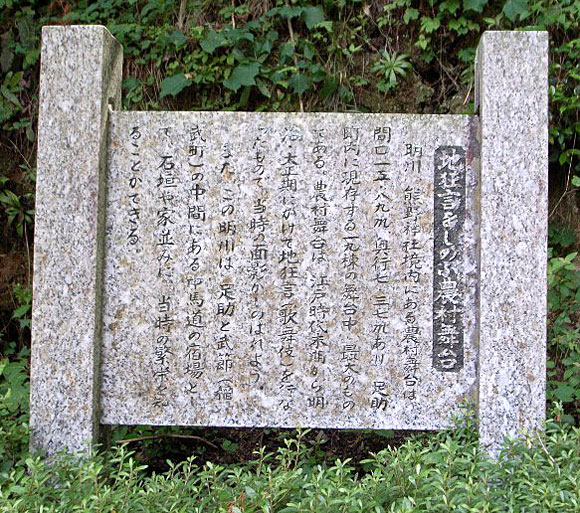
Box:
41 24 119 44
474 29 548 112
480 29 548 39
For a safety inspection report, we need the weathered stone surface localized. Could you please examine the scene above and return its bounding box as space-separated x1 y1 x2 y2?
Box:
31 26 549 457
100 112 479 429
476 31 548 454
30 25 122 455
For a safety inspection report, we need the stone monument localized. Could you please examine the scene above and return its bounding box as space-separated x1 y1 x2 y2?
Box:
30 25 548 457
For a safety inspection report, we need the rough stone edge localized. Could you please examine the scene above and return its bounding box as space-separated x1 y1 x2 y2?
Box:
475 31 549 456
30 25 122 456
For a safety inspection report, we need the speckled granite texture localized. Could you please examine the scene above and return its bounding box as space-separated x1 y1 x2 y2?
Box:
30 26 122 455
475 31 548 455
30 26 548 457
100 113 479 429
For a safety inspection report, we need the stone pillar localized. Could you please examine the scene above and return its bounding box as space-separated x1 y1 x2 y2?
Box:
475 31 549 454
30 26 122 455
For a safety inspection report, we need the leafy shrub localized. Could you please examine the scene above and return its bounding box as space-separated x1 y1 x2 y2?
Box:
0 346 29 481
1 411 580 512
547 246 580 419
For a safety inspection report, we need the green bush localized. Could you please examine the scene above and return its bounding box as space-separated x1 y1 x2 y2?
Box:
547 246 580 419
1 409 579 512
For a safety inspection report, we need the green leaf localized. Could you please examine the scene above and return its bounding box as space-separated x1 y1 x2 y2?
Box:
280 41 295 60
0 31 14 73
304 44 315 61
221 439 239 452
463 0 488 12
554 384 576 403
123 76 139 91
320 76 339 98
302 6 324 29
160 73 191 98
200 30 227 53
16 15 33 48
1 84 21 107
226 28 254 45
562 414 576 424
289 73 311 95
502 0 529 21
562 150 580 166
223 62 260 91
11 304 30 319
440 0 461 14
166 30 186 47
458 47 476 63
403 8 419 24
316 20 334 33
0 189 20 206
421 17 441 33
256 78 271 98
268 6 302 19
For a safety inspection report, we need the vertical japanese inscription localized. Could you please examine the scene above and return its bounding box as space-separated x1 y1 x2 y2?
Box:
152 133 179 408
103 113 477 429
276 126 303 412
127 126 142 248
432 146 466 372
247 127 272 388
215 142 237 403
184 124 208 403
400 142 426 402
307 128 330 410
369 126 393 411
340 126 362 411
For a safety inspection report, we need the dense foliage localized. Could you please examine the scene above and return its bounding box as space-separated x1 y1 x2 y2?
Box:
0 0 579 510
1 412 580 512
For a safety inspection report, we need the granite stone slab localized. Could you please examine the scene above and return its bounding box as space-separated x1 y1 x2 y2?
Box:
476 31 549 454
30 25 122 455
100 112 480 429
